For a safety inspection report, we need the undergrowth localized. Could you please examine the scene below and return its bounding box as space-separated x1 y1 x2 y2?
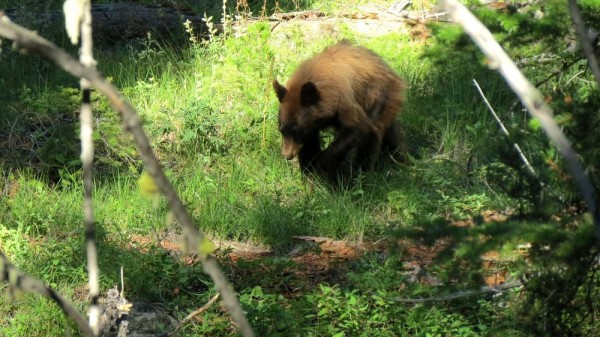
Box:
1 0 599 336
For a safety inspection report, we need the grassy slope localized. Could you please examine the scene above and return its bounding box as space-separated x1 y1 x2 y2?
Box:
0 6 540 337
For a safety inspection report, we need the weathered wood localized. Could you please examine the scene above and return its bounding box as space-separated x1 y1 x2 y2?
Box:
88 3 209 42
4 3 209 42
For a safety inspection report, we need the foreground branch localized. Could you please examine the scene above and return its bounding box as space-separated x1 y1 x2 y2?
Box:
393 280 522 303
0 13 254 337
0 251 95 337
440 0 600 241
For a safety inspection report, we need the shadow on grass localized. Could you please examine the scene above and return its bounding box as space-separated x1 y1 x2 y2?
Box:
249 193 318 251
392 210 599 336
0 27 196 184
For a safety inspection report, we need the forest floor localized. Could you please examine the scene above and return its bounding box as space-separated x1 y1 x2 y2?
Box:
125 207 516 298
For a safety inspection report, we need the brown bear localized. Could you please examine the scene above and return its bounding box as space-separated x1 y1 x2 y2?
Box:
273 39 406 182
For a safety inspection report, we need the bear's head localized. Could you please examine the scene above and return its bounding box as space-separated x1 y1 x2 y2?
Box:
273 79 321 160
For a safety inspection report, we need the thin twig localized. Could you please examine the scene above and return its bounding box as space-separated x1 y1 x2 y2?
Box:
0 14 254 337
440 0 600 241
568 0 600 87
393 280 522 303
0 252 95 337
68 0 101 333
120 266 125 296
169 293 220 336
472 79 537 177
534 57 581 88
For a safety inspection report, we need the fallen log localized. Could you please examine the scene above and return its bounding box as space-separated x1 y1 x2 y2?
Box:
3 3 209 43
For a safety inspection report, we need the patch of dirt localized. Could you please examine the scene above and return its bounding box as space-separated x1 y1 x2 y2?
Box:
125 213 520 290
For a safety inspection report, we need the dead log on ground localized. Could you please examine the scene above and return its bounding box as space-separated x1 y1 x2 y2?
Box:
4 3 209 43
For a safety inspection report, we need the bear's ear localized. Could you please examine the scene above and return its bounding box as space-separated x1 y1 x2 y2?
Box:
273 80 287 103
300 81 320 106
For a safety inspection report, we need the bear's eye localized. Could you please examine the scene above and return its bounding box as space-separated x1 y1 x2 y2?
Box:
279 122 303 140
279 123 292 136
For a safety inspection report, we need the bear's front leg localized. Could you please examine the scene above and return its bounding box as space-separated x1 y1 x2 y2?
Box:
318 128 363 181
355 130 382 171
298 131 322 174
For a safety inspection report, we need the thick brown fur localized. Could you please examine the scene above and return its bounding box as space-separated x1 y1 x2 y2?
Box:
273 40 406 183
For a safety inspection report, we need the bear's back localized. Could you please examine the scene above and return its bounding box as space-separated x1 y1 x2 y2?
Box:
287 41 402 101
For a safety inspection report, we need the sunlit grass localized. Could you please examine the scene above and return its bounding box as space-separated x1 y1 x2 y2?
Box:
0 16 513 246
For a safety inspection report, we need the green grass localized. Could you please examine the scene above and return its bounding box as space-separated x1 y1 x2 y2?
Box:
1 1 598 335
0 17 512 335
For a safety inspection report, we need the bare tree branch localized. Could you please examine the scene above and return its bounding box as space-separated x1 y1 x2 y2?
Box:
393 280 522 303
0 251 95 337
568 0 600 86
440 0 600 241
0 13 254 337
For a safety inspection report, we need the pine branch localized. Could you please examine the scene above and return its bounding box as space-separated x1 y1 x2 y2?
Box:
440 0 600 242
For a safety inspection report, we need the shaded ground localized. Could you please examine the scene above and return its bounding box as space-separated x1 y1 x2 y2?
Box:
125 208 518 296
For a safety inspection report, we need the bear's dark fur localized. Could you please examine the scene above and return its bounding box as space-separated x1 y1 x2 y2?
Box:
273 40 406 182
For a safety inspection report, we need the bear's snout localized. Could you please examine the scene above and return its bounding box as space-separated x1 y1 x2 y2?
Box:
281 138 300 160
